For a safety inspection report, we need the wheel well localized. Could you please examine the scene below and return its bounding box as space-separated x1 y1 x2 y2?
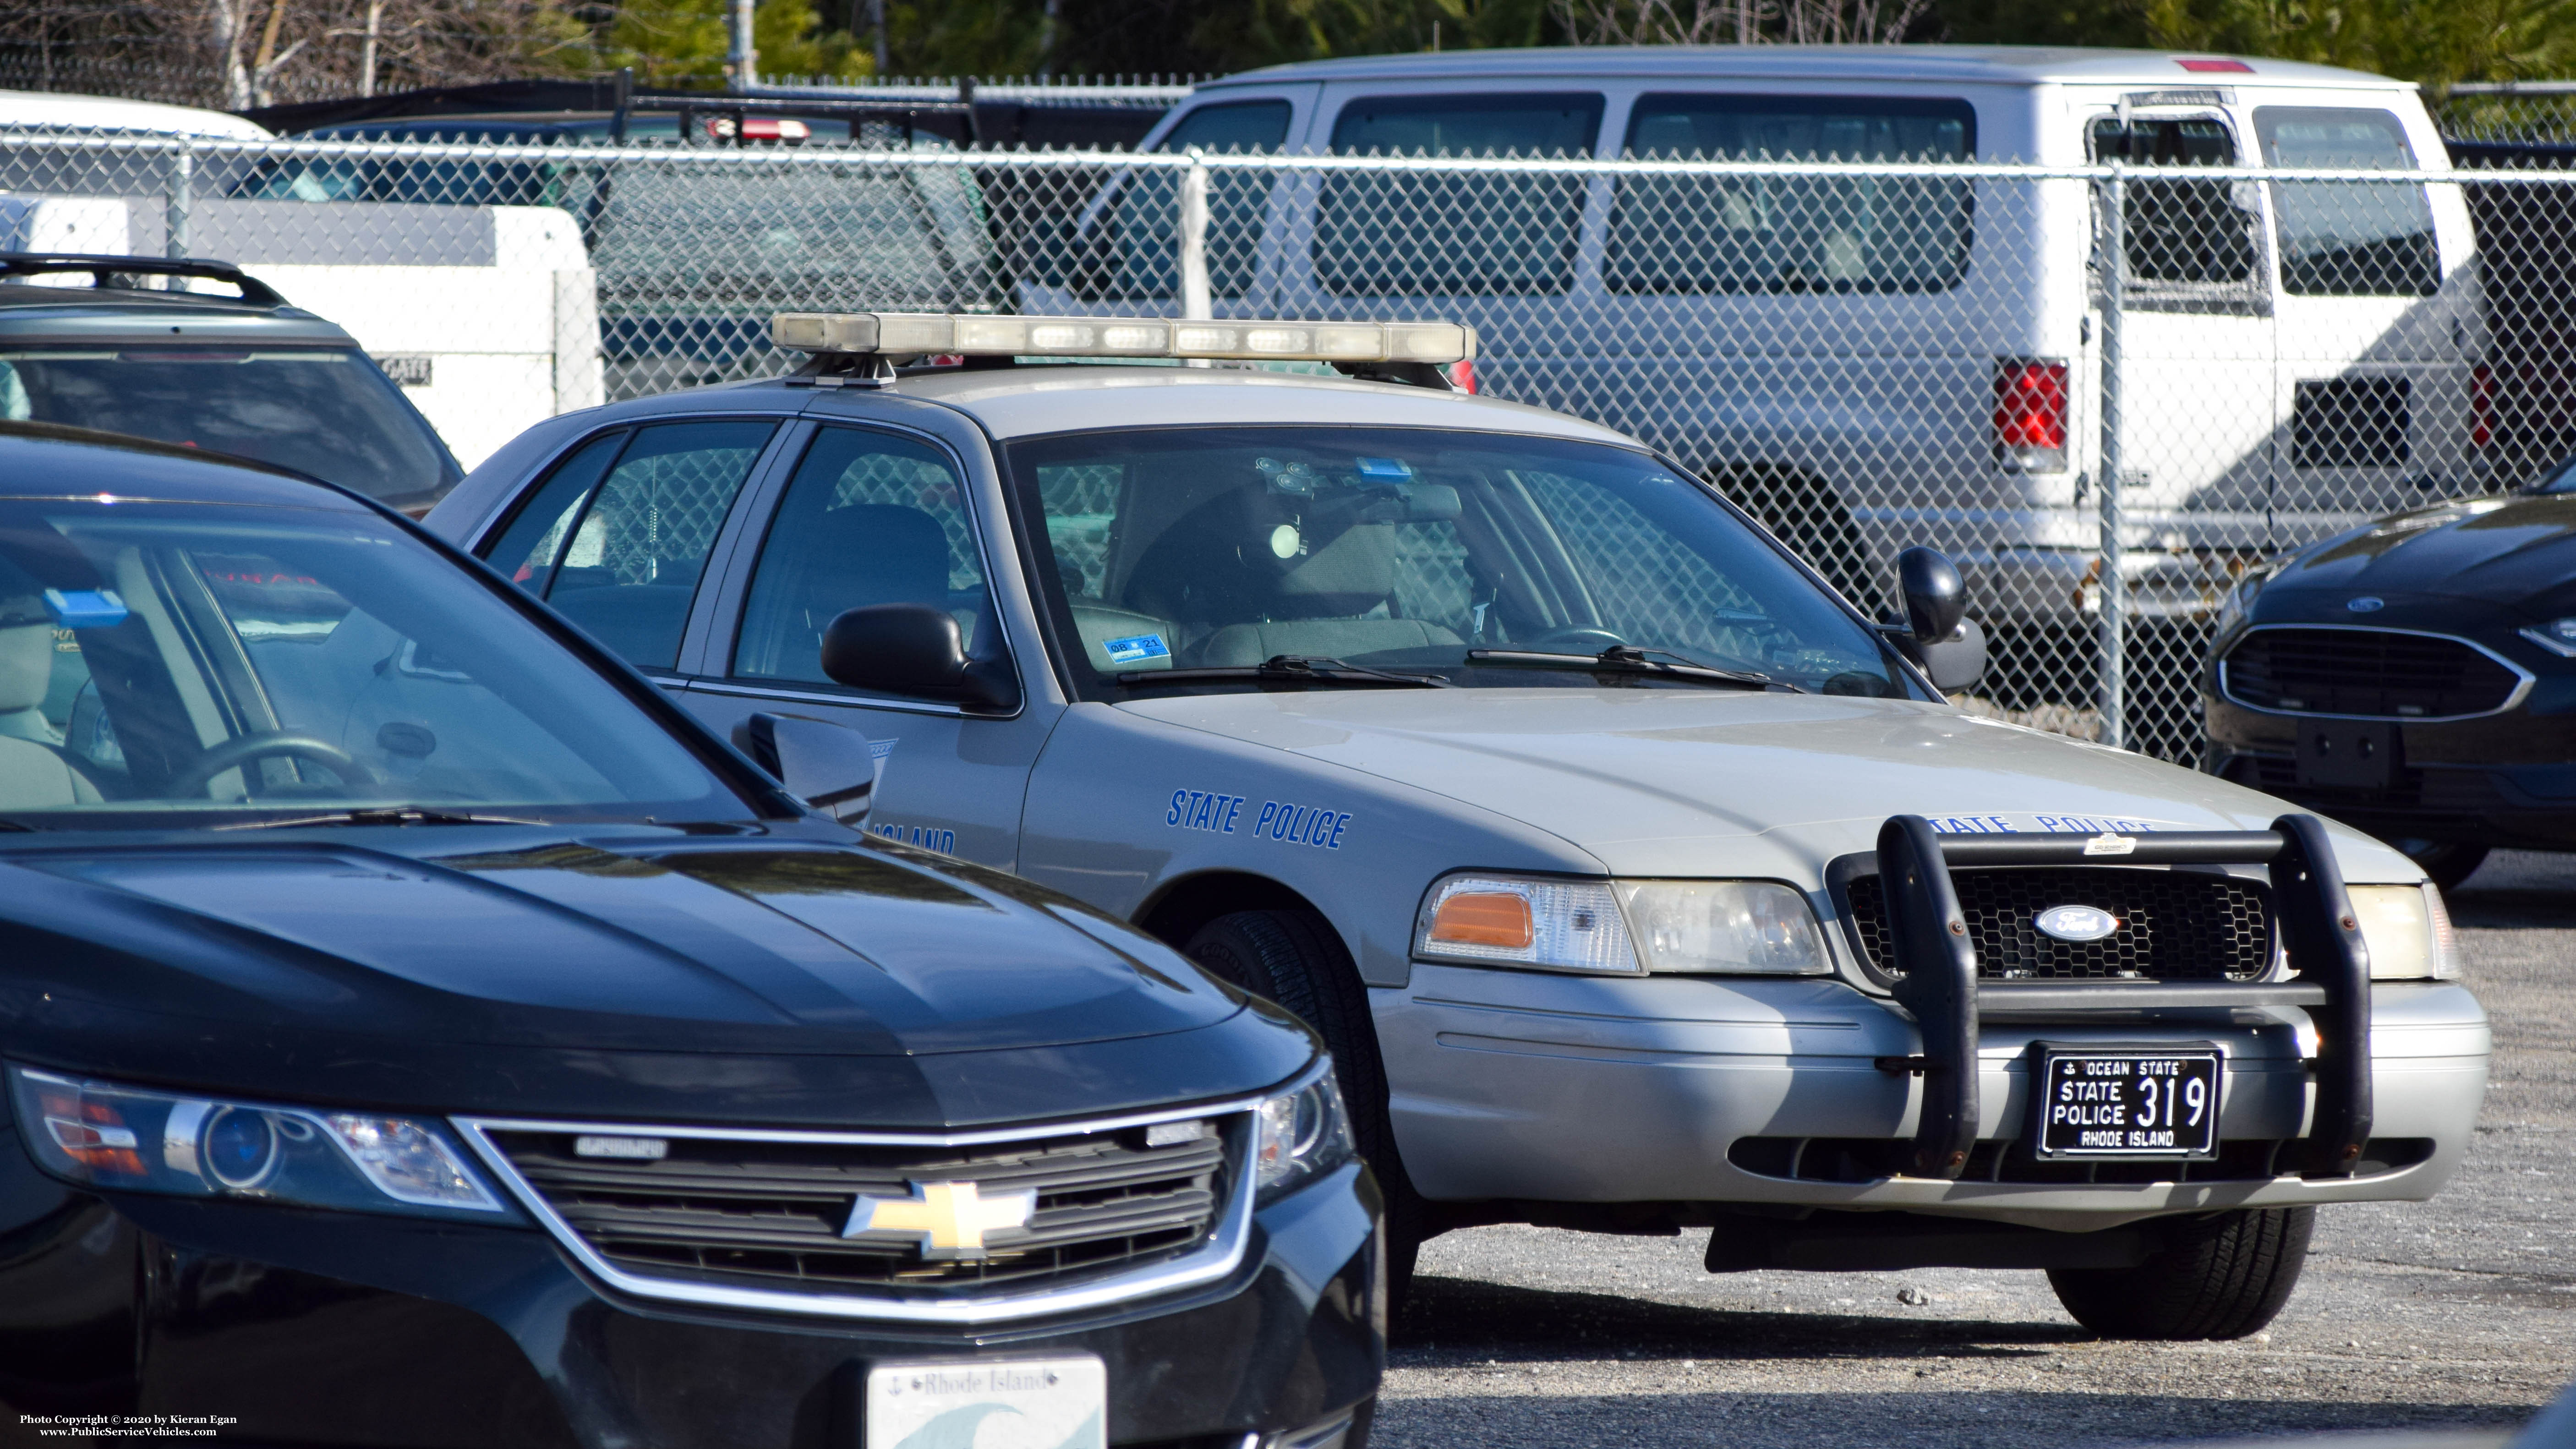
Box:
1134 871 1318 949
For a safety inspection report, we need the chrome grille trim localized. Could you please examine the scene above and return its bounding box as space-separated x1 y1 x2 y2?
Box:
451 1072 1311 1324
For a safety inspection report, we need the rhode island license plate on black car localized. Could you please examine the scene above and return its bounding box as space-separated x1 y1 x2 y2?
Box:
2031 1044 2223 1160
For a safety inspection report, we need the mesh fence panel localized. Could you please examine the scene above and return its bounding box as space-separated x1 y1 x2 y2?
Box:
5 127 2572 764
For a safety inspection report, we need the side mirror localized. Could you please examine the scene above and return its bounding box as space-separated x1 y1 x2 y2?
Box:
733 712 874 824
819 603 1020 713
1891 547 1985 692
1897 547 1966 645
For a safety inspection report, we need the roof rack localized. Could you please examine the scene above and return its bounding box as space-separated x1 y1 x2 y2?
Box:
769 311 1477 389
0 254 286 307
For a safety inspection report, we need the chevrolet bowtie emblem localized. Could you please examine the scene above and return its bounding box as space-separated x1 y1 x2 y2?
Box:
841 1181 1035 1260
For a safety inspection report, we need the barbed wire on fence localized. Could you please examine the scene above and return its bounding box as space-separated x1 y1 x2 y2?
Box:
6 127 2574 765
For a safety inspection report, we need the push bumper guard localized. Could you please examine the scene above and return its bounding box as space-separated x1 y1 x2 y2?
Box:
1873 813 2372 1182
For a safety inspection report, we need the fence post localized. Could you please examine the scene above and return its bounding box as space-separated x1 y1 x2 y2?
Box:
2095 154 2128 750
1177 149 1212 321
164 140 193 264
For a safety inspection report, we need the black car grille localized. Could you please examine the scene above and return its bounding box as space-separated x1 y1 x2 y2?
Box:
1843 867 2273 981
487 1117 1235 1298
2222 627 2521 719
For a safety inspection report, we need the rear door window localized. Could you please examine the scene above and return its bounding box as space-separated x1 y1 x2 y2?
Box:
1607 94 1974 295
2089 116 2264 310
1315 93 1603 297
1099 99 1293 301
481 420 777 671
2254 107 2439 297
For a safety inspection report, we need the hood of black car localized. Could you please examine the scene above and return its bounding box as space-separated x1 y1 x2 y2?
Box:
0 831 1309 1127
0 832 1241 1058
2264 494 2576 618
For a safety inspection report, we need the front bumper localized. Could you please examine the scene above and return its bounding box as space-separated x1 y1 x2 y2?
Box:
2206 701 2576 850
1380 968 2484 1229
0 1146 1382 1447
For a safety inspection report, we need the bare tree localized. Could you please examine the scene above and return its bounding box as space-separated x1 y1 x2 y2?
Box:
1 0 600 111
1552 0 1931 45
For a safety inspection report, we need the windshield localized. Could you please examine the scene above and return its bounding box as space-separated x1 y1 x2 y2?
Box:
0 347 459 509
0 496 750 829
1006 426 1913 700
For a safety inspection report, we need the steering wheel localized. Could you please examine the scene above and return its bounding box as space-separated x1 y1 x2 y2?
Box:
165 731 380 800
1524 627 1626 654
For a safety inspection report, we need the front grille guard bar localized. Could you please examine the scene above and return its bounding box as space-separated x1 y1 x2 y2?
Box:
1875 813 2372 1182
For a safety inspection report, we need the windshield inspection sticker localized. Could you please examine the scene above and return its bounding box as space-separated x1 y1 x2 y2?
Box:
1104 633 1170 665
1165 789 1352 849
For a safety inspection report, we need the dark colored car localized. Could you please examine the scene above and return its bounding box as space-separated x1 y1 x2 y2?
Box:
2203 470 2576 888
0 421 1381 1447
0 252 463 513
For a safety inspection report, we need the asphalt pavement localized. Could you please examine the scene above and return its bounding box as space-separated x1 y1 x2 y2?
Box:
1374 850 2576 1449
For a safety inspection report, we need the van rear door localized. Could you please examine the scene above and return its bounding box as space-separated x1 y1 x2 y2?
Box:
2254 103 2473 535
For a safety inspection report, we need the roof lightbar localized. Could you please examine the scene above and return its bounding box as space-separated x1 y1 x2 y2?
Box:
769 312 1477 366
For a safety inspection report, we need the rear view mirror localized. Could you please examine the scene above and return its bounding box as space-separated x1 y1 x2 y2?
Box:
733 712 874 824
819 603 1020 713
1920 617 1987 692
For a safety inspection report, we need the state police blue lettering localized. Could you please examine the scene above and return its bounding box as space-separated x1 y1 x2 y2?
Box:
1165 789 1245 834
1253 800 1351 849
1168 788 1351 849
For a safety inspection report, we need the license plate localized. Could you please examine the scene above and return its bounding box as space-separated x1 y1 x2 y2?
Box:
865 1355 1105 1449
2030 1044 2222 1160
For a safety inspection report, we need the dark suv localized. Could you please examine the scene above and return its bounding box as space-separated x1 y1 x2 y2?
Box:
0 252 460 512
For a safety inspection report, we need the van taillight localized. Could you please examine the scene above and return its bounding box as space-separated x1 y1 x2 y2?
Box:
2471 363 2494 451
1994 358 2068 472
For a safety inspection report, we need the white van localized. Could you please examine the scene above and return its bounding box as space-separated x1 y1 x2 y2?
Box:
1020 47 2479 628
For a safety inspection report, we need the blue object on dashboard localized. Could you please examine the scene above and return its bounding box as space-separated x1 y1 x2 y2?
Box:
43 588 127 629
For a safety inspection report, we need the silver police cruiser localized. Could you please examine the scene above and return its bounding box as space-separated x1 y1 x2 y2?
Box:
430 313 2489 1342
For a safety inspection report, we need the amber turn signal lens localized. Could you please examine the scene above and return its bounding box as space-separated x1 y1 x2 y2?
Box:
1430 891 1534 949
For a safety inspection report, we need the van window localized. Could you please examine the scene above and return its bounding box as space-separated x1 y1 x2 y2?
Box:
1606 95 1973 295
1315 94 1604 297
2253 107 2438 297
1098 100 1292 301
2089 116 2262 309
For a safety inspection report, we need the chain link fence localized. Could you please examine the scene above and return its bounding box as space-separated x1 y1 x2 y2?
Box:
5 126 2573 765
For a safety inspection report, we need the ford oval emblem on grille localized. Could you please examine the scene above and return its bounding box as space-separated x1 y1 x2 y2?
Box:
2034 905 2121 942
2347 596 2385 612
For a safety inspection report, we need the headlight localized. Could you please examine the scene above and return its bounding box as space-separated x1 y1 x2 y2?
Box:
2349 884 2462 980
1254 1069 1355 1204
1616 880 1830 975
1414 872 1827 976
6 1066 507 1219
2519 618 2576 658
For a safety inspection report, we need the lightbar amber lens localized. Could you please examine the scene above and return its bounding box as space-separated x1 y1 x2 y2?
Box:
769 312 1476 366
1430 891 1535 949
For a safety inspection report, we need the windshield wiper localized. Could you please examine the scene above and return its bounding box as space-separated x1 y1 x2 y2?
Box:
214 806 549 831
1114 654 1451 690
1464 645 1803 693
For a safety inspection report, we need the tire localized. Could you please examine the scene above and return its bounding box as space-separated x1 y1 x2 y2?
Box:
2046 1207 2315 1340
2393 838 2491 894
1183 910 1424 1314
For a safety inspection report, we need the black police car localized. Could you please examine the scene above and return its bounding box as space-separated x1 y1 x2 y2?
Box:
0 252 460 512
0 421 1379 1448
2204 472 2576 889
